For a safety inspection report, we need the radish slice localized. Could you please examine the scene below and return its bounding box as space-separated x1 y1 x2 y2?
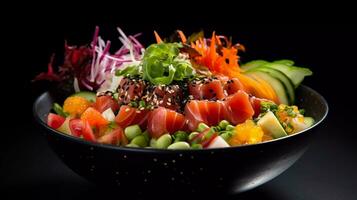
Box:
206 136 230 148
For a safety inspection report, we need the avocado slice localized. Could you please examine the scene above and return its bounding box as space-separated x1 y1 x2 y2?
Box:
241 60 269 71
247 67 295 104
246 71 289 104
242 60 312 88
70 91 96 102
273 59 295 66
257 111 287 139
261 63 312 88
57 117 71 135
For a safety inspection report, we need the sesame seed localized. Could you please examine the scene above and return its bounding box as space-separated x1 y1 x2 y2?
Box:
125 108 130 112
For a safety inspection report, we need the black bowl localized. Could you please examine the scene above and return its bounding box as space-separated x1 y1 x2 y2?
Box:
33 85 328 196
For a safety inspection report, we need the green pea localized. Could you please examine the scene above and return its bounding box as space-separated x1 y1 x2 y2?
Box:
125 125 142 141
150 138 157 148
191 143 203 149
156 134 172 149
130 135 148 147
196 123 210 132
218 120 230 130
126 143 139 148
168 142 190 150
173 131 188 142
226 125 235 131
188 132 200 141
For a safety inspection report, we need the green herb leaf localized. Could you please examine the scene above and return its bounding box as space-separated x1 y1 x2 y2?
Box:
299 109 305 115
142 43 194 85
115 65 140 77
52 103 68 117
260 101 278 113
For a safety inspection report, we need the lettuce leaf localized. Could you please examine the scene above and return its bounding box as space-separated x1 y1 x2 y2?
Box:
142 43 194 85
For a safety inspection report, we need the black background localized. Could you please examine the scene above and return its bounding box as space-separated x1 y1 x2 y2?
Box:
2 5 357 200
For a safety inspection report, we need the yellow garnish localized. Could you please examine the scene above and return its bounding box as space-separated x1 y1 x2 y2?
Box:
229 120 264 146
63 96 91 117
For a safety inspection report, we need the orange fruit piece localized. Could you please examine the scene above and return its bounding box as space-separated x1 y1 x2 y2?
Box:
229 120 264 146
81 107 109 127
63 96 90 117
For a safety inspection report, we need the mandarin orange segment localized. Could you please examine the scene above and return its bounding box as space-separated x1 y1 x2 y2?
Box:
63 96 91 117
81 107 109 127
229 120 264 146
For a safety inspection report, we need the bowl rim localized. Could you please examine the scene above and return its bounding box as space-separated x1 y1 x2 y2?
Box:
33 85 328 153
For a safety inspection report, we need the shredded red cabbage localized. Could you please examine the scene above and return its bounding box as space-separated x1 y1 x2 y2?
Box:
34 26 145 92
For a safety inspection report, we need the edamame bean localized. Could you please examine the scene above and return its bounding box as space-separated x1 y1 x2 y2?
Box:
196 123 209 132
191 143 203 149
226 125 235 131
150 138 157 148
212 126 221 132
173 131 188 142
218 120 230 130
124 125 142 141
188 132 200 141
220 131 233 142
156 134 172 149
142 130 150 142
130 135 148 147
167 142 190 149
126 143 139 148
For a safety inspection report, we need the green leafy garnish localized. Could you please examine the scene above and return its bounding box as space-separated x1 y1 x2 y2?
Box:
260 101 278 113
139 100 146 108
53 103 68 117
284 106 297 117
299 109 305 115
115 65 140 77
108 121 117 129
129 101 138 108
142 43 195 85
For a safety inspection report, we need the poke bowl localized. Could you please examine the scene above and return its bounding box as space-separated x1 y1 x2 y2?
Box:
33 27 328 195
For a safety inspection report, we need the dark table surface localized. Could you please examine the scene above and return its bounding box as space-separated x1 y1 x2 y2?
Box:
2 19 357 199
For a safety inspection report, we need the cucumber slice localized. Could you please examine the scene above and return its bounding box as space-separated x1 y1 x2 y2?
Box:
304 117 315 127
241 60 268 71
247 67 295 104
246 71 289 104
273 59 295 66
261 63 312 88
70 91 96 102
